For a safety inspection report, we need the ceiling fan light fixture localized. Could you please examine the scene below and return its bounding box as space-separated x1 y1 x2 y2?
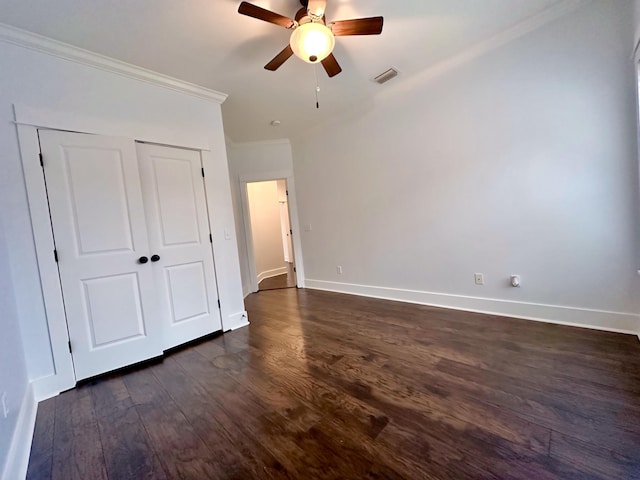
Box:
290 22 335 64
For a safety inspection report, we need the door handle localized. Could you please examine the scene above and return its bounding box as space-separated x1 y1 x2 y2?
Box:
150 254 161 262
138 256 149 264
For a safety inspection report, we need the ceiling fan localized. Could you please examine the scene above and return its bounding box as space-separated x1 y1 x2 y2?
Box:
238 0 384 78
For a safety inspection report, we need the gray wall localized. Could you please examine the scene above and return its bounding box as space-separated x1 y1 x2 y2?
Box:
0 212 29 474
292 1 640 330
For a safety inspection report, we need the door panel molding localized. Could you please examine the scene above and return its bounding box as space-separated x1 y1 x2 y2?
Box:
137 143 222 350
39 130 164 381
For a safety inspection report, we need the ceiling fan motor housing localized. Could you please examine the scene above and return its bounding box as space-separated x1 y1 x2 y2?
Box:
295 8 315 25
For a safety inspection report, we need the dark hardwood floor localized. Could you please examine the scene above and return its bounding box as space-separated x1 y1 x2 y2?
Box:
258 263 296 291
27 288 640 479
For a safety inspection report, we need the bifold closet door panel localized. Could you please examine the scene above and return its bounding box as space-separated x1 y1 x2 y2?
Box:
136 143 222 349
39 130 164 380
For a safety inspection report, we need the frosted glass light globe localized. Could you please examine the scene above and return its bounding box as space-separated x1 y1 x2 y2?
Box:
290 22 335 64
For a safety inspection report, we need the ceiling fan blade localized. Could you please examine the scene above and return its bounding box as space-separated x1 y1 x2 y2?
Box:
321 53 342 78
307 0 327 17
238 2 296 29
330 17 384 36
264 45 294 71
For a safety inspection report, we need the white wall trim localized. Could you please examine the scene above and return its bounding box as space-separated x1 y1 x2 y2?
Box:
238 170 306 292
305 279 640 335
238 170 294 184
1 383 37 480
0 23 227 104
257 266 288 284
226 311 249 332
634 53 640 342
16 123 77 400
240 181 260 293
14 104 211 152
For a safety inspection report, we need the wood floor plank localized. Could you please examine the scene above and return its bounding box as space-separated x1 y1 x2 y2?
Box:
26 288 640 479
171 348 355 480
227 308 552 455
224 327 586 480
121 367 224 479
218 339 478 479
213 347 414 478
549 430 639 480
26 397 55 480
51 386 108 480
90 376 168 480
151 355 294 480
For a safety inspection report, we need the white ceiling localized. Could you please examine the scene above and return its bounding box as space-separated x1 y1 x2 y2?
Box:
0 0 564 142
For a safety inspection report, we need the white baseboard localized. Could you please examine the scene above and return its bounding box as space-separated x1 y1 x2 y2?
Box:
224 311 249 332
229 320 250 331
305 279 640 335
1 383 37 480
32 373 71 402
257 266 288 284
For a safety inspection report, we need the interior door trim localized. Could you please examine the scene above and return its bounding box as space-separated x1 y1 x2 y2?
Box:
238 170 306 294
14 104 211 151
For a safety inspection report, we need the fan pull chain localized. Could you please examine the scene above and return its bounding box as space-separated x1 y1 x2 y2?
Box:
314 64 320 109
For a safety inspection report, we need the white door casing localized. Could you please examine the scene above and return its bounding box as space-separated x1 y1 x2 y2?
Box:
137 143 222 349
280 201 294 264
239 171 305 293
39 130 164 380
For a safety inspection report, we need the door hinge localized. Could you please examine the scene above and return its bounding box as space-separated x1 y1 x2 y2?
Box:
217 299 221 309
201 168 205 178
209 233 213 244
68 340 72 354
286 189 288 196
289 229 293 235
293 267 297 273
53 249 59 262
39 153 44 167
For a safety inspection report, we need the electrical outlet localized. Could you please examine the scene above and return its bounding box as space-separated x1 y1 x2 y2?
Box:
1 392 8 419
337 266 343 275
474 273 484 285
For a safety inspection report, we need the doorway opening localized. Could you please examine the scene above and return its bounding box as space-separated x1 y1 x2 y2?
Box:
245 179 297 291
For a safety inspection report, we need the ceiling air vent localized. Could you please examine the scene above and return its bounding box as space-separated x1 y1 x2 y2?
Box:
374 68 399 85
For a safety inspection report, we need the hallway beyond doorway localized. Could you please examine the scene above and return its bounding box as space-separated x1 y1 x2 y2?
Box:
258 262 296 291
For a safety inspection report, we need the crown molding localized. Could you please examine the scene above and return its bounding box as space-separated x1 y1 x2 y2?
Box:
0 22 228 104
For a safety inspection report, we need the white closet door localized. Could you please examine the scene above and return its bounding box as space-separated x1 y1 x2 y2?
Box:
137 143 222 349
39 130 163 381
